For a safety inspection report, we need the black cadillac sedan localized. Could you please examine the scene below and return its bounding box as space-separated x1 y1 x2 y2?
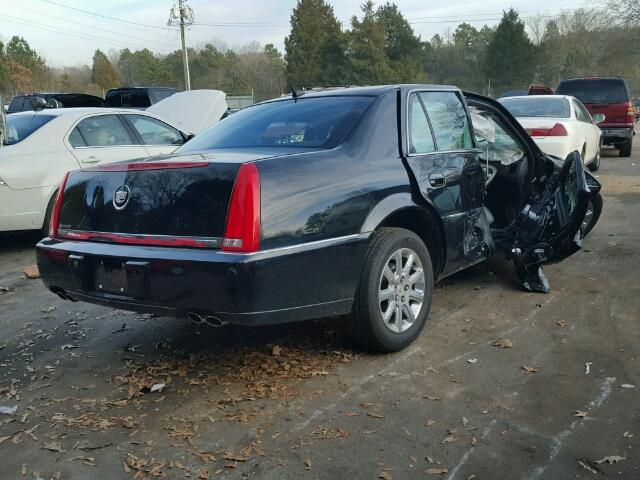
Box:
36 85 601 352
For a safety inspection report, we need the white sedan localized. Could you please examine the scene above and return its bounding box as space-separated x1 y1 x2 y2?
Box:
0 90 228 233
499 95 603 171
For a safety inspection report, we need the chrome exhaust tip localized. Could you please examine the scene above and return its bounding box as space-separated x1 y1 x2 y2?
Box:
203 316 228 328
187 312 204 324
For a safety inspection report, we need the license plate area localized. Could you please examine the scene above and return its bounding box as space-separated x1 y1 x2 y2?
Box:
96 258 127 294
94 258 149 298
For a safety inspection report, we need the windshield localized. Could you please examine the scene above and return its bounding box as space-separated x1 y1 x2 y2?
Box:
556 79 628 104
4 114 56 145
500 98 570 118
178 96 375 152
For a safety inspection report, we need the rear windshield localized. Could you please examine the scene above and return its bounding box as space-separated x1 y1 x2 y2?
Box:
55 95 104 108
556 79 628 104
178 96 375 151
4 114 56 145
500 98 571 118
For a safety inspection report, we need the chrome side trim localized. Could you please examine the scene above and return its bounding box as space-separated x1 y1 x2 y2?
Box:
224 233 370 258
58 229 223 248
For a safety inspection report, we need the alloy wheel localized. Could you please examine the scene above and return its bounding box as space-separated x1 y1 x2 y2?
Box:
378 248 425 333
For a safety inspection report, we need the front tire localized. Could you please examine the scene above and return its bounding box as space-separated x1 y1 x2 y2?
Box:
351 228 434 352
581 192 603 237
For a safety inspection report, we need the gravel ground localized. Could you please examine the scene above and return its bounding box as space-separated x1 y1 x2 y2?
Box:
0 142 638 480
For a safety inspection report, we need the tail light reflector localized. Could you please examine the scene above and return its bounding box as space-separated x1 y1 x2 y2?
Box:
49 172 70 238
222 163 261 253
626 101 635 125
526 123 568 137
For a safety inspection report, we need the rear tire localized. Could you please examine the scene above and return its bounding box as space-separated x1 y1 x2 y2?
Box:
350 228 434 352
587 145 600 172
619 137 632 157
41 190 57 237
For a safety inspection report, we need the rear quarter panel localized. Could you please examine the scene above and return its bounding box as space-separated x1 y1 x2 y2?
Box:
257 90 410 249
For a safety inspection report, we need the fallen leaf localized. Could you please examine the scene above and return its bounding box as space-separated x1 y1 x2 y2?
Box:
574 410 589 418
595 455 625 465
423 395 440 401
556 320 567 327
462 417 469 426
425 468 449 475
304 458 312 470
467 358 477 364
623 431 634 438
378 472 393 480
43 441 65 452
271 345 282 356
366 412 384 419
73 440 113 451
425 420 435 427
149 383 165 393
522 365 538 374
441 436 456 444
23 265 40 279
492 338 513 348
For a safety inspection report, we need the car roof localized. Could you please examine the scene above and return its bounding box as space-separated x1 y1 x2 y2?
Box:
265 84 458 103
499 95 573 101
8 107 150 118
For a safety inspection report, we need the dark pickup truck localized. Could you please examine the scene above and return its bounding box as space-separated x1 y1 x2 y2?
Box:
36 85 601 352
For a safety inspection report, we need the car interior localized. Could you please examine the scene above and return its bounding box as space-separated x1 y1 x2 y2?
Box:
469 105 533 229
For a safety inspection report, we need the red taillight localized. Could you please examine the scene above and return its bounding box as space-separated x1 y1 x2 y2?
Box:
526 123 568 137
626 101 635 124
48 172 70 238
222 163 261 253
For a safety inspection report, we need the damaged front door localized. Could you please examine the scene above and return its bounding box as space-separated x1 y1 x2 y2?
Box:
402 88 492 276
510 152 591 292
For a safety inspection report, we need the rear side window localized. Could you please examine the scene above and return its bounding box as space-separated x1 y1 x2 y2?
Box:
573 100 592 122
105 91 121 108
74 115 133 147
556 79 629 104
408 94 435 154
148 89 177 104
4 114 56 145
8 97 29 113
126 114 183 145
178 96 375 151
68 127 85 147
419 92 473 151
121 90 151 108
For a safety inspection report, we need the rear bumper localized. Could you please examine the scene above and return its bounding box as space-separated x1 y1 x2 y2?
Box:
599 127 633 144
36 234 369 325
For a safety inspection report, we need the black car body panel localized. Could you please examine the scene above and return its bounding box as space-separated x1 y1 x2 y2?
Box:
37 84 600 324
7 93 105 113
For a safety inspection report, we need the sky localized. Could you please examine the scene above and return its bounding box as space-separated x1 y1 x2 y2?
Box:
0 0 589 67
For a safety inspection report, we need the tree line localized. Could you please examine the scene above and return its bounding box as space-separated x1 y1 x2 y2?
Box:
0 0 638 103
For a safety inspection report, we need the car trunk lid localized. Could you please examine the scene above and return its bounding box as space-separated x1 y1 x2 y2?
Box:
57 156 241 247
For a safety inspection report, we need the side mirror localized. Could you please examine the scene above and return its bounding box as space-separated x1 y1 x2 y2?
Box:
592 114 605 124
29 97 47 111
184 132 195 143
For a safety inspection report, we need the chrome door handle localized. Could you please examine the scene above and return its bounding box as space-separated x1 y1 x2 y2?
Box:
83 156 99 163
429 173 446 188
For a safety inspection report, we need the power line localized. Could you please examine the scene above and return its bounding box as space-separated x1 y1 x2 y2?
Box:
6 2 177 52
0 13 150 51
38 0 168 31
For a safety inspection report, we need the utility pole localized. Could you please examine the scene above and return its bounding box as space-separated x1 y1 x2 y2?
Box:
168 0 193 90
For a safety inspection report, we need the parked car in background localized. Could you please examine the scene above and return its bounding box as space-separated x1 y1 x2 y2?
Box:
499 95 603 171
105 87 181 109
37 85 600 352
7 93 105 114
555 76 635 157
0 90 227 233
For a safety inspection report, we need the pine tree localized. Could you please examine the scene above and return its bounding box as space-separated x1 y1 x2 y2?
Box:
348 1 394 85
91 50 120 91
284 0 345 88
484 9 536 90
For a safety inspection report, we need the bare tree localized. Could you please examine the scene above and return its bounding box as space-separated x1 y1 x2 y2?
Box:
605 0 640 24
